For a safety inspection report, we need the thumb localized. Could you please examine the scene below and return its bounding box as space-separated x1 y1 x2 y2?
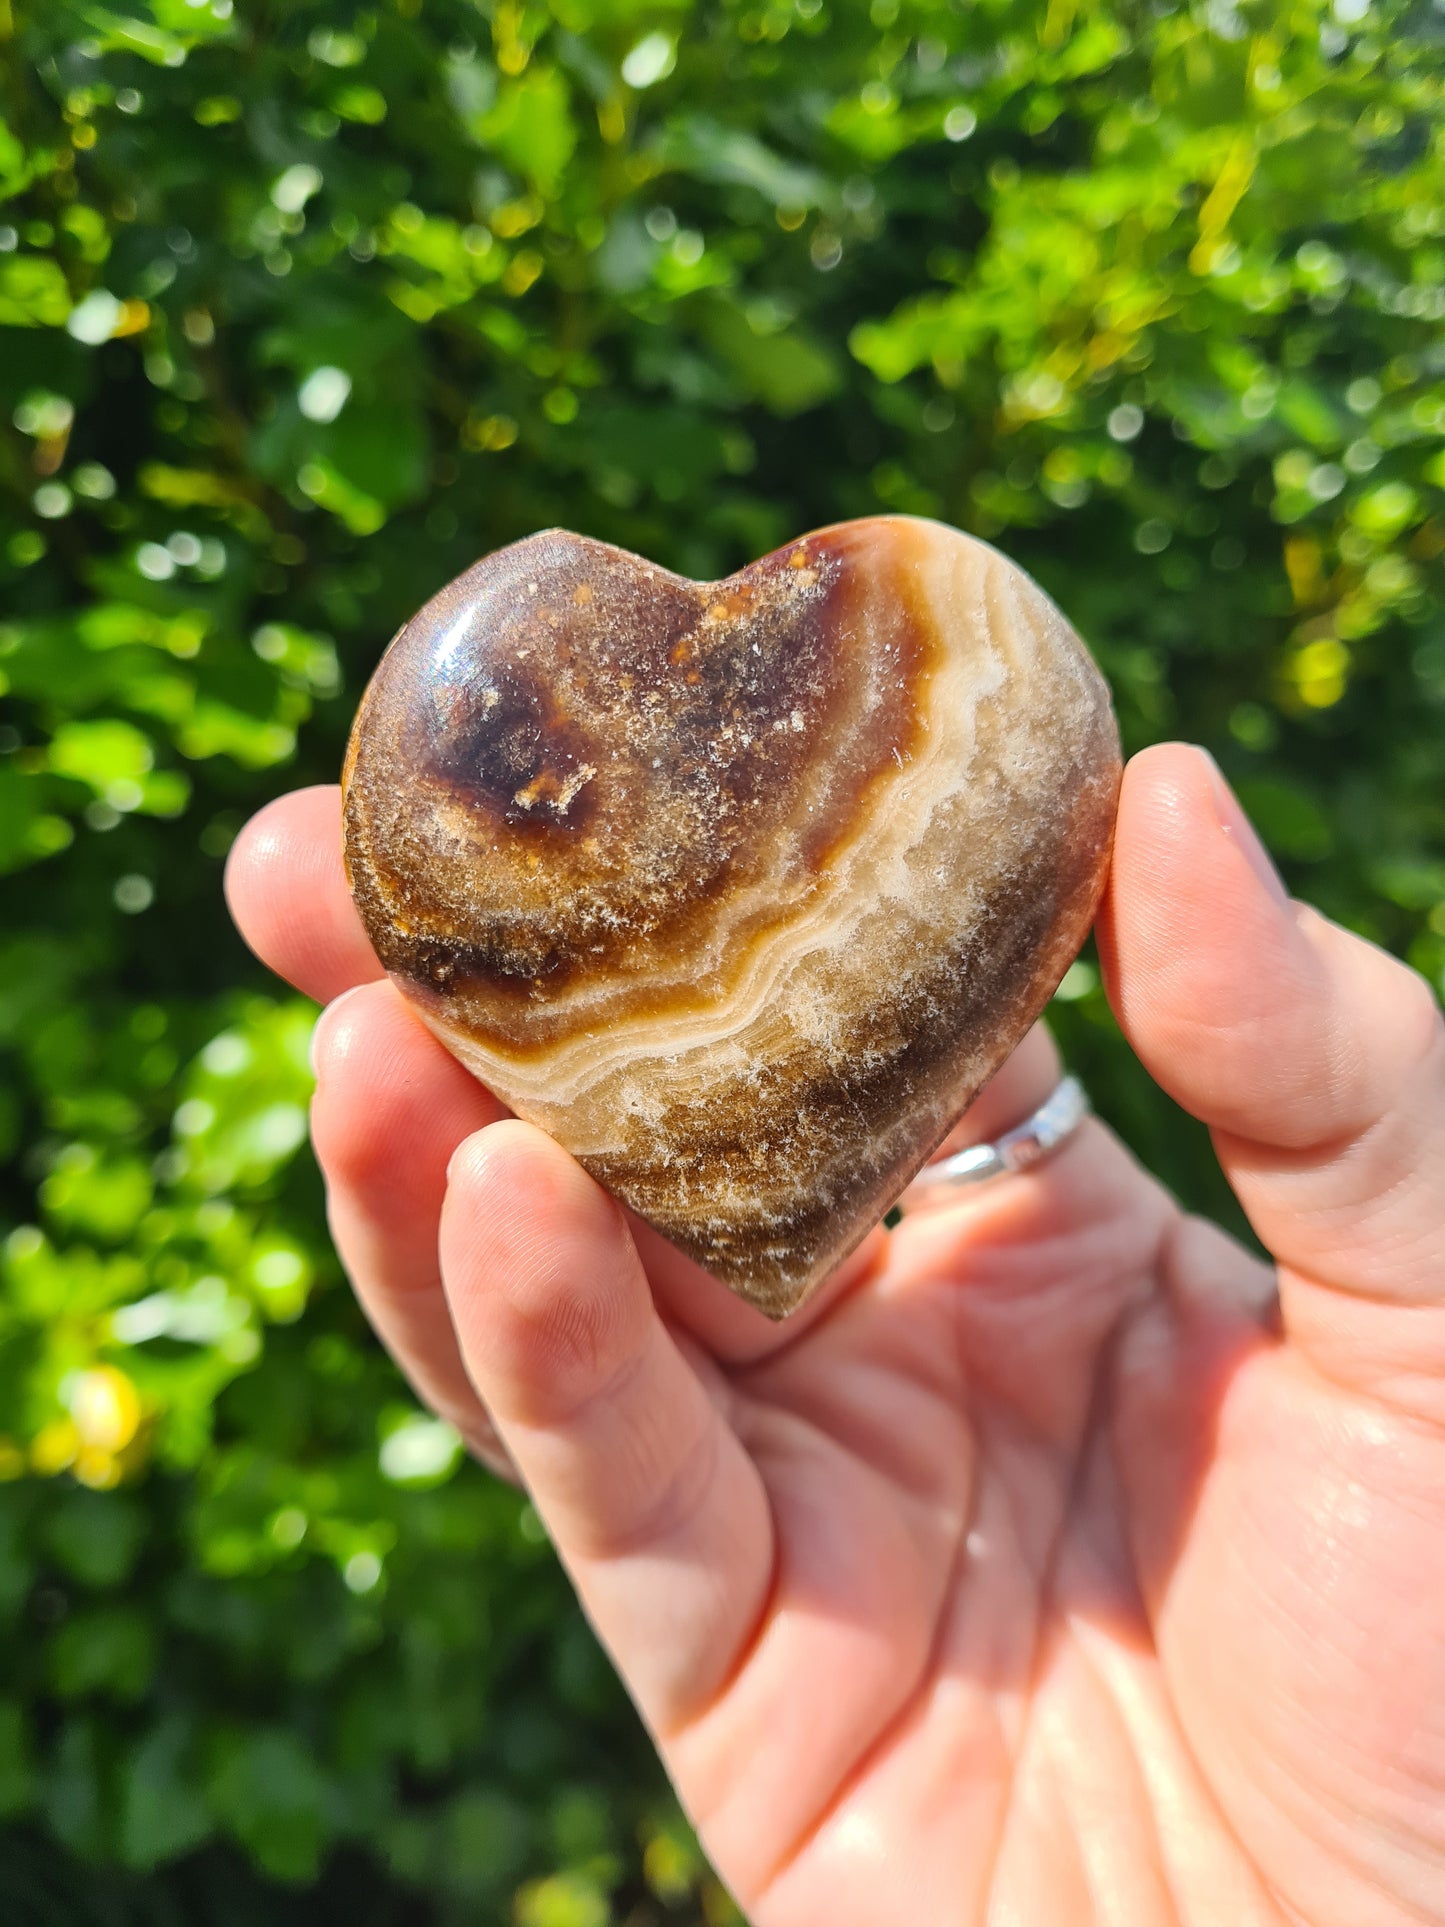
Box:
1098 743 1445 1415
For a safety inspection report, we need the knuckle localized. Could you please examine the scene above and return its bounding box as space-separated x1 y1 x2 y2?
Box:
1348 954 1445 1129
583 1405 720 1563
1392 963 1445 1079
506 1262 639 1424
308 1056 374 1180
310 1068 404 1194
309 990 424 1187
453 1132 642 1418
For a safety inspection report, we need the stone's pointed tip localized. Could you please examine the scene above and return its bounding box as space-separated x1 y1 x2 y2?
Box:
343 518 1120 1316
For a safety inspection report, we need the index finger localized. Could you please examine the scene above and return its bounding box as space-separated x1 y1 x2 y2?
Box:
224 785 383 1003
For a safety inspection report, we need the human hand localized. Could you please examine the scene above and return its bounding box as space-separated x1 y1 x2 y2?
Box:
226 743 1445 1927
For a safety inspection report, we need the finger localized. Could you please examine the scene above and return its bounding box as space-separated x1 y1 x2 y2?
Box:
309 979 514 1476
224 785 382 1003
1099 743 1445 1401
894 1020 1064 1225
630 1211 887 1366
307 974 831 1460
439 1121 774 1734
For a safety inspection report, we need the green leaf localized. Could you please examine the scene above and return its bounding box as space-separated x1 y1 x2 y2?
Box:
43 1491 146 1590
1232 778 1333 863
330 83 387 125
700 305 842 416
206 1726 331 1884
117 1717 213 1869
483 69 578 196
46 718 154 793
48 1605 157 1701
46 1718 110 1859
0 116 38 199
654 115 826 209
41 1148 155 1242
0 256 72 327
515 1870 612 1927
0 762 73 874
441 1786 532 1899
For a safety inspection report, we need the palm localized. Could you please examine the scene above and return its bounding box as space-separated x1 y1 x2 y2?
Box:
227 745 1445 1927
648 1151 1157 1924
650 1148 1445 1926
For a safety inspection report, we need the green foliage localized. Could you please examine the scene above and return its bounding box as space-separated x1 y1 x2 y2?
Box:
1 0 1442 1916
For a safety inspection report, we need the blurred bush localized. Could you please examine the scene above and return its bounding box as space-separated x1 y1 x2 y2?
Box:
1 0 1442 1917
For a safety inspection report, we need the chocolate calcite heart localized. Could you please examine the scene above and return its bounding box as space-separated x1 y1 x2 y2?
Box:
341 516 1121 1317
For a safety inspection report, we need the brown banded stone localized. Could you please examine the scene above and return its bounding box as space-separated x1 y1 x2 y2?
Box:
341 516 1121 1317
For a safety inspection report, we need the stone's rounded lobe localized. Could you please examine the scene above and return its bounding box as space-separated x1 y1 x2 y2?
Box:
342 516 1122 1317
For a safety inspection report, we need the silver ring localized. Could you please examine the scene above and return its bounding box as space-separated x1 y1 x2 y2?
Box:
904 1074 1091 1199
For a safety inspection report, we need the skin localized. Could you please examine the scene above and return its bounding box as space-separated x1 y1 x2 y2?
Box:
226 742 1445 1927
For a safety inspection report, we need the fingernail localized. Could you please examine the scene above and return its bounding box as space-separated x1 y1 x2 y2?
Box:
446 1137 480 1188
308 983 365 1076
1197 748 1290 908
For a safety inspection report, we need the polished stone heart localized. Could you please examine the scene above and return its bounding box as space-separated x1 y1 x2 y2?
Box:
341 516 1120 1316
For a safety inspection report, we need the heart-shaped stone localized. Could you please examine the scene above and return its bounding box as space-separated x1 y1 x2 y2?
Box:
342 515 1120 1316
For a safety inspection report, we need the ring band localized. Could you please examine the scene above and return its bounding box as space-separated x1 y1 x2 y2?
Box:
904 1074 1091 1198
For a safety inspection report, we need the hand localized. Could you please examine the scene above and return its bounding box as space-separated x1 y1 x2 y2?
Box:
226 743 1445 1927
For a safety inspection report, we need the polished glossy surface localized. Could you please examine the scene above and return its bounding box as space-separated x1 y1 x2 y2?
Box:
342 516 1121 1315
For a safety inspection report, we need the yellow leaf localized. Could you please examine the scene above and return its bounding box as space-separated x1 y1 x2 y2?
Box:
1189 135 1256 273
